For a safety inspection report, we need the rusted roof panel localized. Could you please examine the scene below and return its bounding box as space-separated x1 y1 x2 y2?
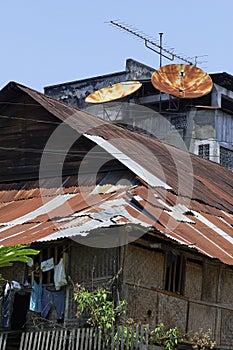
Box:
0 174 232 264
0 222 57 246
164 222 233 265
219 211 233 226
0 82 232 265
2 82 233 212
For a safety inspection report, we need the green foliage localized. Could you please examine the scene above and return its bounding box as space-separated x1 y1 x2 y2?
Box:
165 327 180 350
114 325 136 349
0 244 39 268
0 244 39 280
113 319 144 349
150 323 180 350
73 284 216 350
74 284 127 334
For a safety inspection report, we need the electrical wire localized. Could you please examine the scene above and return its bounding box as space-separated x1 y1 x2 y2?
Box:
0 101 43 106
0 113 60 125
0 145 231 162
0 112 231 144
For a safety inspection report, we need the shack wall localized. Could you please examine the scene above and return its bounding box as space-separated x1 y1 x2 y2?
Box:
122 244 233 348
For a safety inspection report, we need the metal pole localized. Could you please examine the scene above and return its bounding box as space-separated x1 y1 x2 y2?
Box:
159 32 163 67
159 33 163 113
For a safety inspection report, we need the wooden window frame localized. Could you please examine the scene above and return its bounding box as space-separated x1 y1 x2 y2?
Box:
165 251 186 295
29 243 68 286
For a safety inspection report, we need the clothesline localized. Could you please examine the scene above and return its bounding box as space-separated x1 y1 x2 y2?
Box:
1 257 68 330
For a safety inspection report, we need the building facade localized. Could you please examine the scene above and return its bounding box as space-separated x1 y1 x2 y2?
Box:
44 59 233 171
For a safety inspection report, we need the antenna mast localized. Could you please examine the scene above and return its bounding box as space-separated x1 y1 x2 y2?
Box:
109 20 194 66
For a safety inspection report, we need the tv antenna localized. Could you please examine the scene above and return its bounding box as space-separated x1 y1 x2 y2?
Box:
109 20 195 66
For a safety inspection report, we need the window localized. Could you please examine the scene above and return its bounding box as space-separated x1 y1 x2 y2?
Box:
221 95 233 115
28 244 68 285
165 252 186 294
170 115 187 129
198 144 210 160
220 147 233 171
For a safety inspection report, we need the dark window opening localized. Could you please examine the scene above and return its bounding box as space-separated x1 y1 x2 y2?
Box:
29 244 67 285
220 147 233 171
198 144 210 160
170 115 187 129
221 94 233 115
165 252 185 294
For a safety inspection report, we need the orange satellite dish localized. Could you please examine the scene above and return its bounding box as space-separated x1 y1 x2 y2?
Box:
194 105 219 109
85 81 142 103
151 64 213 98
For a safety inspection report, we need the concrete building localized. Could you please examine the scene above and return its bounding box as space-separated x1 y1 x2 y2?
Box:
44 59 233 171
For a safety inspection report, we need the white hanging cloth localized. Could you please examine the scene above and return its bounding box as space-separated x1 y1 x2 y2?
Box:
54 258 67 290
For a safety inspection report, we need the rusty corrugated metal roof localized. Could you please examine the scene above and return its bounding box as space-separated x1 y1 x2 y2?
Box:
0 82 232 265
0 173 232 264
1 82 232 211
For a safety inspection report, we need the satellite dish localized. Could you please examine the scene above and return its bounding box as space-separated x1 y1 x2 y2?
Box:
85 81 142 104
194 105 219 109
151 64 213 98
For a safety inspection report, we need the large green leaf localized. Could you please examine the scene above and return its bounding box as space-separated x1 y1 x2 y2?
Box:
0 244 39 268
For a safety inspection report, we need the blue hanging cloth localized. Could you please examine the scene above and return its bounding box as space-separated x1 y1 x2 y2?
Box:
29 280 42 313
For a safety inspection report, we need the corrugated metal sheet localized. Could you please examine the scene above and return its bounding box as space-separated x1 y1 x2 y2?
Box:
84 134 172 189
0 82 232 265
0 173 232 264
1 82 232 212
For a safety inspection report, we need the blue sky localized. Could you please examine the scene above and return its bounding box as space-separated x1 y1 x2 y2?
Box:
1 0 233 92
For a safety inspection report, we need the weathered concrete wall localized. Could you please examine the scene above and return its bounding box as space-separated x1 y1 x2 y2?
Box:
188 109 215 151
215 110 233 146
45 71 129 109
44 60 233 170
44 58 154 110
193 110 215 139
